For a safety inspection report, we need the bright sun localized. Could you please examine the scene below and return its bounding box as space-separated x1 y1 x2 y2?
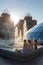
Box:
11 13 20 26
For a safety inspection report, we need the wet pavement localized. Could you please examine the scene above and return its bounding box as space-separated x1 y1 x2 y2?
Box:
0 54 43 65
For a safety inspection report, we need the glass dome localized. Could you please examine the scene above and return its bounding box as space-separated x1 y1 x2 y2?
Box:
25 23 43 44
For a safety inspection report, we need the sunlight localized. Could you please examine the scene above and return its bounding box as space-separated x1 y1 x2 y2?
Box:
11 13 20 26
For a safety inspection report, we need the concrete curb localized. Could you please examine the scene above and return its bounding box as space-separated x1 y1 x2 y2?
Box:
0 47 43 62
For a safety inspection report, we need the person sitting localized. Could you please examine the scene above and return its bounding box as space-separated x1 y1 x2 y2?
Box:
33 39 38 50
23 39 27 53
23 39 33 53
27 39 33 50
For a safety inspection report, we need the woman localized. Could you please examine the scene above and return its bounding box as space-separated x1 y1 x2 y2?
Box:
23 39 27 53
23 39 33 53
27 39 33 50
33 39 38 49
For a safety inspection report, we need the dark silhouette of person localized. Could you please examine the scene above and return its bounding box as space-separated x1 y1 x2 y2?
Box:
33 39 38 49
23 39 27 53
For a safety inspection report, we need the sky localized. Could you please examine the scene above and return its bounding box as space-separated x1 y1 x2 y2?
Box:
0 0 43 25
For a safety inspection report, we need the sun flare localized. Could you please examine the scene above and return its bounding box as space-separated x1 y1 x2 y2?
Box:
11 13 20 26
